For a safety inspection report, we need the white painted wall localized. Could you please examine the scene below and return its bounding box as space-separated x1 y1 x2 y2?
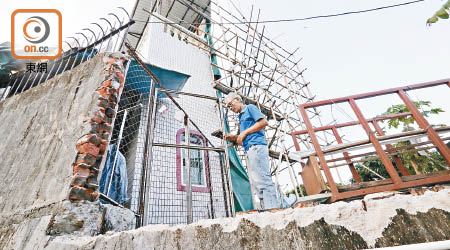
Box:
131 14 229 225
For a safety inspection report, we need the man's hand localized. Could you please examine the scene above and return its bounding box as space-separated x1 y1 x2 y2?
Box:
236 132 247 146
224 133 238 142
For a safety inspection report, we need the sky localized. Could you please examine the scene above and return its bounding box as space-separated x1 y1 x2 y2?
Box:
233 0 450 125
1 0 449 185
222 0 450 186
234 0 450 94
0 1 135 43
1 0 447 121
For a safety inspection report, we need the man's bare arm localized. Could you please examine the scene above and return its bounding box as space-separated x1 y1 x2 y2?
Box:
237 118 268 145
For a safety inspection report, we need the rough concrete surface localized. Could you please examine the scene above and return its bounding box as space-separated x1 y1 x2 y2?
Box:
0 200 135 250
46 200 105 237
40 188 450 250
102 203 135 233
0 52 449 250
0 54 134 249
0 54 106 215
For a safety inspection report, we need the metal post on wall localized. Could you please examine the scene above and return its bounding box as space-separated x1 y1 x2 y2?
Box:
371 120 410 176
218 154 230 217
184 115 193 224
348 98 403 184
106 109 128 197
214 96 231 217
217 96 235 217
0 86 11 101
139 85 157 227
299 104 339 196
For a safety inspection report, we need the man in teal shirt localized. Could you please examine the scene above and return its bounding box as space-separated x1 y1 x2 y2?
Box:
224 93 280 210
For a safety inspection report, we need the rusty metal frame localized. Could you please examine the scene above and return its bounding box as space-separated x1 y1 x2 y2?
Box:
291 112 413 150
331 127 361 182
371 119 410 176
327 143 448 169
291 112 414 182
293 78 450 202
325 136 450 165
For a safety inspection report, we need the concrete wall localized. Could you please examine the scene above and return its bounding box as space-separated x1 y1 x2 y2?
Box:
0 55 106 215
0 54 135 250
0 53 104 245
40 187 450 249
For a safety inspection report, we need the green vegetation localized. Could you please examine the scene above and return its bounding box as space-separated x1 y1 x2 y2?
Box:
352 101 447 182
285 184 306 196
381 101 444 132
427 0 450 25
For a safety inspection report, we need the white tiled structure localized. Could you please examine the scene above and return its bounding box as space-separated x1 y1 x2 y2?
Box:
126 14 229 225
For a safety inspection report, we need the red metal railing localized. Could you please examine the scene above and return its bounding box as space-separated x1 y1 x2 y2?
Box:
292 78 450 202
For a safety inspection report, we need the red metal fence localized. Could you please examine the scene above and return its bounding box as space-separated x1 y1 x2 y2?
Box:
291 79 450 202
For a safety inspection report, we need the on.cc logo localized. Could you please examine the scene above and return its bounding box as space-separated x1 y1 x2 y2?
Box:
23 16 50 44
11 9 62 59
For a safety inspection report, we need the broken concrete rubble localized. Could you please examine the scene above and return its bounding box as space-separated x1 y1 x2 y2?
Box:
0 200 135 249
46 200 104 236
101 203 135 233
44 201 134 237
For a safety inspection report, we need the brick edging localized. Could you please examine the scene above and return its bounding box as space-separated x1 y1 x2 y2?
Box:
68 53 128 201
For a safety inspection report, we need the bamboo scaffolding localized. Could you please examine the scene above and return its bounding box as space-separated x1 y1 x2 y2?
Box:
138 0 335 208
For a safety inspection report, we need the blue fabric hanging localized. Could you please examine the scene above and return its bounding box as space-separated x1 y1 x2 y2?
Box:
99 144 128 204
125 60 191 98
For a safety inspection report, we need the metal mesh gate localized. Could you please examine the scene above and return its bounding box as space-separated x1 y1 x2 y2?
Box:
105 56 232 226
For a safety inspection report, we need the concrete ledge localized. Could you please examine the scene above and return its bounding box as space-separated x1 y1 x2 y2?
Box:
41 187 450 250
0 200 134 249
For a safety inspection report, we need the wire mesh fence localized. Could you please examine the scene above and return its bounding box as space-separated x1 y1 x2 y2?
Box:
147 94 230 225
98 59 153 226
102 58 232 227
0 4 236 227
0 7 133 101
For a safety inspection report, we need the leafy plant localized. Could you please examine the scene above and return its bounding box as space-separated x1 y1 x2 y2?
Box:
285 184 306 196
427 0 450 25
381 100 444 131
351 100 447 182
353 158 390 182
393 140 447 174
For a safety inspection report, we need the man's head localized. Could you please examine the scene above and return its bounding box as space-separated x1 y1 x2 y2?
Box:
224 92 244 113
